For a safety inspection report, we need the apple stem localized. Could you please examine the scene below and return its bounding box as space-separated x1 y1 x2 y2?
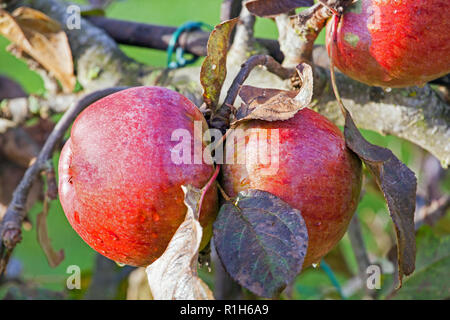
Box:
217 183 232 202
209 55 294 133
328 14 348 118
198 164 221 217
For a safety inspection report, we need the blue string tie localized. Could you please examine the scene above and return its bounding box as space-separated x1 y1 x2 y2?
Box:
167 21 213 69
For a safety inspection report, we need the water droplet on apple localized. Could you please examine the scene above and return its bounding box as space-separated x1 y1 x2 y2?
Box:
108 230 120 241
73 211 80 224
240 177 250 186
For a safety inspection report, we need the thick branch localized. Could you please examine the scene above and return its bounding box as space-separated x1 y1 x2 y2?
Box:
85 254 134 300
14 0 150 91
290 3 332 62
227 2 263 66
275 13 304 67
415 195 450 229
278 0 352 66
86 16 284 64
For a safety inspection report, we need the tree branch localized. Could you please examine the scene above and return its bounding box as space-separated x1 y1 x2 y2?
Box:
290 3 332 63
13 0 150 92
85 15 284 64
347 214 374 298
276 0 352 66
415 195 450 229
221 0 243 22
227 1 264 66
313 63 450 168
275 12 305 68
209 54 294 132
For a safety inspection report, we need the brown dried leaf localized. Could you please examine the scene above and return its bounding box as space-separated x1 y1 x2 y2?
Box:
146 185 214 300
246 0 314 17
344 112 417 286
36 197 64 268
233 63 313 125
200 18 238 111
0 7 76 92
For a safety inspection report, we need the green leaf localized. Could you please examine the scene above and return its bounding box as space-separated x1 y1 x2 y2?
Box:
392 226 450 299
200 18 238 111
213 189 308 298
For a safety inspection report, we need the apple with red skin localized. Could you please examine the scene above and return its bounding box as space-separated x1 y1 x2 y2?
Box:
326 0 450 88
58 86 218 267
222 108 362 266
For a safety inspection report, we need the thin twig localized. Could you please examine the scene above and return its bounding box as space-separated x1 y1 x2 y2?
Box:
198 164 221 217
217 183 232 202
0 87 128 275
415 195 450 230
209 55 294 133
35 163 64 268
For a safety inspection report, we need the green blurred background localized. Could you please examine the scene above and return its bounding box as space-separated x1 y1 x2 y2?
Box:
0 0 448 300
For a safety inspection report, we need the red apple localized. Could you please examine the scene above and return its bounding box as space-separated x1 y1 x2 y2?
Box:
58 86 218 267
222 108 362 266
326 0 450 88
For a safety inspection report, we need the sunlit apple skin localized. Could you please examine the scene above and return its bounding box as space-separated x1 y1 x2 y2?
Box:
58 86 218 267
326 0 450 88
222 108 362 266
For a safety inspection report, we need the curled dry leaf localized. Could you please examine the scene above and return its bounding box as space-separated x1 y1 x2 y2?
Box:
36 197 64 268
232 63 313 126
246 0 314 17
213 189 308 298
326 32 417 287
146 185 214 300
36 164 64 268
0 7 76 92
344 111 417 286
200 18 239 111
